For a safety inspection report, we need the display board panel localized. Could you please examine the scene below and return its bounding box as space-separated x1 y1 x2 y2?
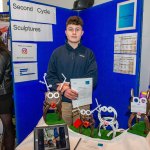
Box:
80 0 143 128
10 0 77 144
10 0 143 144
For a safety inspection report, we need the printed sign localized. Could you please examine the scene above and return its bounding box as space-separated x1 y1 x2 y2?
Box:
10 0 56 24
13 63 38 83
12 42 37 62
11 21 53 41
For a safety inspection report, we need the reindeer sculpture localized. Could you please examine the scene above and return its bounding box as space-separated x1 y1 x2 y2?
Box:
72 99 101 137
128 89 150 134
40 73 67 122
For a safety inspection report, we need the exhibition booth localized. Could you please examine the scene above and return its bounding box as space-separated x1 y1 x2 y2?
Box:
3 0 148 149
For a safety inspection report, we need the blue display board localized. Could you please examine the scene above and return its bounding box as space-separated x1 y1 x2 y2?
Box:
80 0 143 128
10 0 143 144
10 0 77 143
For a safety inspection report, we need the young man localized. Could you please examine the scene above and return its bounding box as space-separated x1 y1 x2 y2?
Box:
46 16 98 125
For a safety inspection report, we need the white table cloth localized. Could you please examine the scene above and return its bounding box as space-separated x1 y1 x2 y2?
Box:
16 117 150 150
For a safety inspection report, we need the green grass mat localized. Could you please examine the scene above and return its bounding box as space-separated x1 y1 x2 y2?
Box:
45 113 122 140
45 113 65 125
127 121 149 137
69 126 122 140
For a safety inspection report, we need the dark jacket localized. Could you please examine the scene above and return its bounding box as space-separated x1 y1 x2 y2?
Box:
0 48 12 95
46 42 98 102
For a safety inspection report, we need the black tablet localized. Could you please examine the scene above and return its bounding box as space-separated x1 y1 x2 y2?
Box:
34 124 70 150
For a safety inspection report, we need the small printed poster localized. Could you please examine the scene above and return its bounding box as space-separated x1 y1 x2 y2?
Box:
12 42 37 62
114 33 137 54
113 54 136 75
13 63 38 83
116 0 137 31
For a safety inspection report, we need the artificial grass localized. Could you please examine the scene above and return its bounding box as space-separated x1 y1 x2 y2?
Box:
127 121 149 137
69 125 122 140
45 113 65 125
45 112 122 140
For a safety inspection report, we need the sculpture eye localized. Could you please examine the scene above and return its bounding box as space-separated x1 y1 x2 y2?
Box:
47 92 54 99
101 106 107 112
107 107 113 113
140 98 147 104
86 110 91 116
133 97 140 103
54 92 59 98
80 109 86 115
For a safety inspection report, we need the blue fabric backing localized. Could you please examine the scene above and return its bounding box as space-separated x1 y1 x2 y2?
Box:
10 0 143 143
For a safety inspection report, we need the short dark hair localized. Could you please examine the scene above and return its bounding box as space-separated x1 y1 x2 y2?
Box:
66 16 83 27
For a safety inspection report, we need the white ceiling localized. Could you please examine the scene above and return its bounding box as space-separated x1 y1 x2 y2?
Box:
29 0 112 9
1 0 112 12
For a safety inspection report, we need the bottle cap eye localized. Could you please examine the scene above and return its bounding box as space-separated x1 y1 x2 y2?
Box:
54 92 59 98
47 92 53 99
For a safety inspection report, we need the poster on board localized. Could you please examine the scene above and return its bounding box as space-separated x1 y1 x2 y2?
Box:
113 54 136 75
12 42 37 62
116 0 137 31
13 62 38 83
114 33 137 54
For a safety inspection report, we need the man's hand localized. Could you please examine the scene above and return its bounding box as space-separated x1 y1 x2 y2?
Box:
57 82 70 95
64 88 78 100
57 82 78 100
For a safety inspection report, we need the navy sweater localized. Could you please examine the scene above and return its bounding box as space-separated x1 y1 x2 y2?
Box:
46 42 98 102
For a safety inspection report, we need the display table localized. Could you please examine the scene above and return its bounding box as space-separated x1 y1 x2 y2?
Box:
16 117 150 150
